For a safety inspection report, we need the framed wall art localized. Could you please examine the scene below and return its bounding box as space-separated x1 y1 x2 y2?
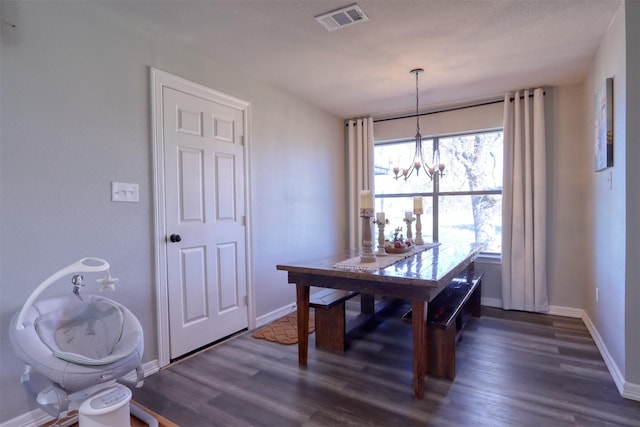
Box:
594 77 613 171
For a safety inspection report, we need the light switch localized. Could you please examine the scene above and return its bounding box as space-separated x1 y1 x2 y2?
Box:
111 182 139 202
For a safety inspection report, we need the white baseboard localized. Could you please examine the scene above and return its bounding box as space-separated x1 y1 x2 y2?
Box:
623 381 640 401
481 296 502 308
0 410 49 427
548 304 584 319
125 359 160 382
255 302 297 328
0 360 160 427
580 311 630 398
482 298 585 320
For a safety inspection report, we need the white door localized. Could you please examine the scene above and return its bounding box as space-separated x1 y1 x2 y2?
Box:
162 86 248 360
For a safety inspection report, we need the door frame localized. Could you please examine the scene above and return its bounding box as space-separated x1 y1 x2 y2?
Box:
150 68 255 367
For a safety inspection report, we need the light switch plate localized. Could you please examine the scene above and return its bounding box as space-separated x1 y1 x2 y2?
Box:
111 182 139 202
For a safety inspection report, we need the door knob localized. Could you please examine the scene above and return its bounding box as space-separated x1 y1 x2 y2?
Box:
169 234 182 243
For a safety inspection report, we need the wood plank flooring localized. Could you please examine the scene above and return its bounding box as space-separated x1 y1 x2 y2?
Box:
132 302 640 426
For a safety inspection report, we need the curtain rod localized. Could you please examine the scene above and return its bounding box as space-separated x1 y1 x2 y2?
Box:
373 98 503 124
346 90 545 126
509 90 546 102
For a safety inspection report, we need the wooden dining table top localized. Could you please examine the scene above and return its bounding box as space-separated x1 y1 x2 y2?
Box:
276 241 484 301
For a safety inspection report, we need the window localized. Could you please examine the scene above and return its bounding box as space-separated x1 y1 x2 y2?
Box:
374 130 503 253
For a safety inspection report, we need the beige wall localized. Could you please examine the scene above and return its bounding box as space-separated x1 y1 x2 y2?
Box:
0 1 344 422
374 101 504 141
624 0 640 387
583 0 640 396
545 84 590 309
584 0 627 383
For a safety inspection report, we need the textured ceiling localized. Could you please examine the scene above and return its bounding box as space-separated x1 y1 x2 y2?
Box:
95 0 621 118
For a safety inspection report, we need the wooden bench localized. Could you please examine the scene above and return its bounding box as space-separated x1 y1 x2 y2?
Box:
309 288 359 351
428 270 483 379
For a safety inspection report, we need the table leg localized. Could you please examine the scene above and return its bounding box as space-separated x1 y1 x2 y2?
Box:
411 300 428 399
295 283 310 366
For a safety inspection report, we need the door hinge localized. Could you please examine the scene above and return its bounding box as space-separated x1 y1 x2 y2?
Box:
242 215 246 226
243 295 248 306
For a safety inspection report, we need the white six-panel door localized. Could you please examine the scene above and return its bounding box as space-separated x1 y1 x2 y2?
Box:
162 85 248 360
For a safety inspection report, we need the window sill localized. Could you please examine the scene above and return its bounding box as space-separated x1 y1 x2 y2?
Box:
477 253 501 264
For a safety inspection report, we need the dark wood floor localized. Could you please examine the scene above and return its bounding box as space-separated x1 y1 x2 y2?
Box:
132 301 640 426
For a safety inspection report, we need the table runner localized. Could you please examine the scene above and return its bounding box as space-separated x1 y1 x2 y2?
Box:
333 242 440 271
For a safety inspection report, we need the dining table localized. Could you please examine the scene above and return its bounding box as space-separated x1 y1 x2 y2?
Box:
276 241 484 399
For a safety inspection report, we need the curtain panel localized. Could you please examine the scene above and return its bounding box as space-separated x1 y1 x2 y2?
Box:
501 88 549 312
346 117 374 250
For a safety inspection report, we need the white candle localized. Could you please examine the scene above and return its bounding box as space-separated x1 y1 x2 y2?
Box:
360 190 373 209
376 212 385 223
405 211 413 220
413 196 422 210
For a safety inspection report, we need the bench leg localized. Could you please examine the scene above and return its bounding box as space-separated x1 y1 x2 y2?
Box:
360 293 375 315
429 326 456 380
314 303 346 351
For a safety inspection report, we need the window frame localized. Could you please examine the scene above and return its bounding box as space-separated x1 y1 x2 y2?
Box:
374 127 503 254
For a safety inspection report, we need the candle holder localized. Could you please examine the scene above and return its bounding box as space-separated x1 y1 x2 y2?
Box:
373 218 389 256
403 216 415 243
414 208 424 245
360 208 376 263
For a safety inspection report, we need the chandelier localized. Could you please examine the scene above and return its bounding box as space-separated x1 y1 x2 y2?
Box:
393 68 444 181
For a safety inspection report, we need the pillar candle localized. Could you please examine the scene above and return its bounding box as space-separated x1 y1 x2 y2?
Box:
405 211 413 220
376 212 385 223
360 190 373 209
413 196 422 210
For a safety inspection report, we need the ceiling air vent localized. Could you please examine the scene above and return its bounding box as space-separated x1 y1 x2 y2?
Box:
315 4 369 32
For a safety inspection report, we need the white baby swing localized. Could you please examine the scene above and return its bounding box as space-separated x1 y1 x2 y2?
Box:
9 258 157 427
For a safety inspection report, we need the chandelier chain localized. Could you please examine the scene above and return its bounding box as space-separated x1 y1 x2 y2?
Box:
392 68 445 181
415 71 420 135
